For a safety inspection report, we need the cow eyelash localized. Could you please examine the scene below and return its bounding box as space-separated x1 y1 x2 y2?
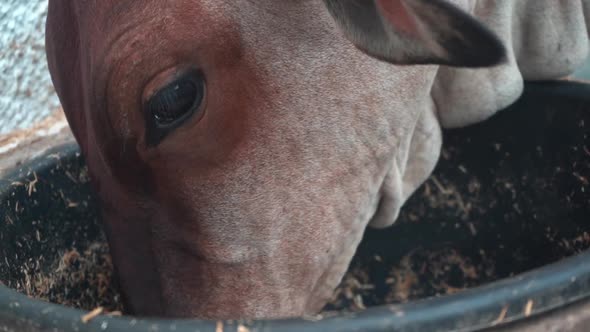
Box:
143 69 206 146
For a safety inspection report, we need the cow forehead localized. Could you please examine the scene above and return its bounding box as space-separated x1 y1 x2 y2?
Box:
73 0 331 91
74 0 314 29
71 0 435 156
73 1 230 48
72 0 363 64
71 0 387 89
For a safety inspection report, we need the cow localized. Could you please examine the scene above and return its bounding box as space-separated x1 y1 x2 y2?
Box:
45 0 589 320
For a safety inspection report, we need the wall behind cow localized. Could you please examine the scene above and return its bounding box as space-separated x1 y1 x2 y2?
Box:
0 0 60 135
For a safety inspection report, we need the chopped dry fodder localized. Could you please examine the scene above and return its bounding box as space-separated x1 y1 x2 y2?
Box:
16 242 124 313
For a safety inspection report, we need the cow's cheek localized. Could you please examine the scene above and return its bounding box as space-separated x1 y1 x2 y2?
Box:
98 206 166 316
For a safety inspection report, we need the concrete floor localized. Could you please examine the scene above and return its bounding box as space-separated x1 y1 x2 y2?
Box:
0 2 588 136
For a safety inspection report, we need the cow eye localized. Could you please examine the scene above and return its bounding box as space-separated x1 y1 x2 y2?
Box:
144 70 205 146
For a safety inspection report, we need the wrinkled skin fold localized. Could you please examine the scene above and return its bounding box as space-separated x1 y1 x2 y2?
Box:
45 0 590 319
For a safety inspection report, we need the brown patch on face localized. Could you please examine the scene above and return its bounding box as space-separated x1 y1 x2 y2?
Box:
70 0 256 189
60 0 267 317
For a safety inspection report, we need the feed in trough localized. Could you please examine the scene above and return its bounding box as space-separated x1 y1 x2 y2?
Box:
4 97 590 315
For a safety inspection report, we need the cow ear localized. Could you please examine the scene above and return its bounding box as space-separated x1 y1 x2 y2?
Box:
46 2 88 154
323 0 507 67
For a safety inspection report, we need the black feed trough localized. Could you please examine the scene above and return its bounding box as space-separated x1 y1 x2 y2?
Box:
1 81 590 331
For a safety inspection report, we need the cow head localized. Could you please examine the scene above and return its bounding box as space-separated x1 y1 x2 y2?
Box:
45 0 504 319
